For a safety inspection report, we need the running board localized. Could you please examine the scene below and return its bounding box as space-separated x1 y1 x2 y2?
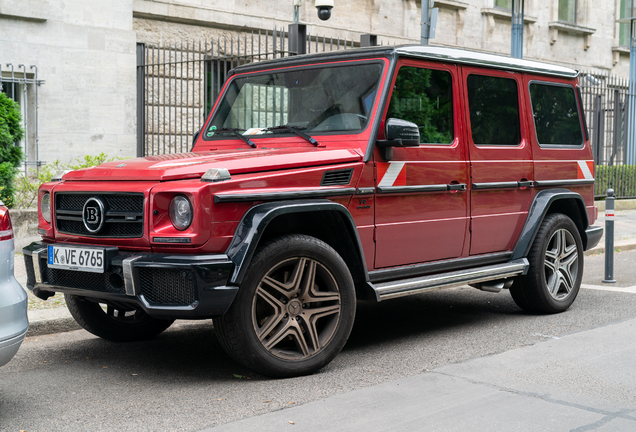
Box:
373 259 529 301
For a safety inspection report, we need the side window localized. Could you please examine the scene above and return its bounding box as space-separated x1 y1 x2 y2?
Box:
529 83 583 146
386 66 453 144
467 74 520 145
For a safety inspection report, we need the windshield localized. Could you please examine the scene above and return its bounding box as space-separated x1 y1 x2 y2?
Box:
204 61 383 141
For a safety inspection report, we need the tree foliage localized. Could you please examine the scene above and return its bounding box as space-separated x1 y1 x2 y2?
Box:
0 92 24 205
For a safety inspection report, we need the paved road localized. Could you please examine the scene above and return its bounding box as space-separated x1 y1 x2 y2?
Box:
2 249 636 432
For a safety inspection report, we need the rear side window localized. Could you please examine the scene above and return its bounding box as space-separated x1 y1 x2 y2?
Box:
529 83 583 146
467 74 520 145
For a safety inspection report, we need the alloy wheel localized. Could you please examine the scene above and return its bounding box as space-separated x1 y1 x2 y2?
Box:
252 257 341 360
544 228 579 300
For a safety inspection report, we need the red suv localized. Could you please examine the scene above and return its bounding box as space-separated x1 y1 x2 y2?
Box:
24 45 602 377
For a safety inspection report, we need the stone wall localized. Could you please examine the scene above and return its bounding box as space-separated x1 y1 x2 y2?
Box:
132 0 632 76
2 0 633 166
10 209 39 251
0 0 138 166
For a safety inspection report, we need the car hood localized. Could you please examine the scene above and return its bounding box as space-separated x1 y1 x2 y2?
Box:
62 148 363 182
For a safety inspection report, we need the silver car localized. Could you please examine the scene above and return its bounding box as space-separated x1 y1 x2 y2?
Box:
0 200 28 367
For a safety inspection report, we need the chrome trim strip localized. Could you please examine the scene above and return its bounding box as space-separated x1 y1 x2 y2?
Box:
377 184 449 194
123 256 142 296
534 179 595 187
32 248 44 284
214 188 356 203
472 181 519 190
375 259 528 300
356 187 376 195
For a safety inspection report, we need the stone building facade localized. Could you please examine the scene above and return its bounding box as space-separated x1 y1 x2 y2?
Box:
0 0 633 165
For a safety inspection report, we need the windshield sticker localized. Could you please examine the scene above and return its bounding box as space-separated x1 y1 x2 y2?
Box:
207 125 217 137
244 128 266 135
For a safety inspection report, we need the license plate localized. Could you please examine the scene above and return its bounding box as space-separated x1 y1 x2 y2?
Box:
48 245 105 273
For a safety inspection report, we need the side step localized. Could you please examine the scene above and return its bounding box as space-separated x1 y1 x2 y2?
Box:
373 259 529 301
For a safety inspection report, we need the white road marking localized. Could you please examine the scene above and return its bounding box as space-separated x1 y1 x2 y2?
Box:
581 283 636 293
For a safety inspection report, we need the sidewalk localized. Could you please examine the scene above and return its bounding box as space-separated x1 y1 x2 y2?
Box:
13 200 636 337
205 316 636 431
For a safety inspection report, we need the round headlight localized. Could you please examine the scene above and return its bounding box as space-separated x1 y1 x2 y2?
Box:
169 195 193 231
41 193 51 224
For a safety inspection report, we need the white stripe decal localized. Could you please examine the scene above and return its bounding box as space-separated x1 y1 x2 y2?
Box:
378 162 405 187
578 160 594 180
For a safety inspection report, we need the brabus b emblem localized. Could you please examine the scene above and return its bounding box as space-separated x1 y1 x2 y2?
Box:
83 197 105 233
85 207 99 223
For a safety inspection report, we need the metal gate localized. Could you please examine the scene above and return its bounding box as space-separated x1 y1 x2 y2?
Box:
137 28 363 158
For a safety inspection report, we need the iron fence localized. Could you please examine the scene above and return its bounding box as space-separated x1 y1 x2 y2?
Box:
137 28 366 158
579 71 636 198
0 63 44 173
137 37 636 199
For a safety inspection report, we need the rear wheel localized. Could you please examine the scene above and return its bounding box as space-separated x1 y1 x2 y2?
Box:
65 294 174 341
214 235 356 378
510 213 583 314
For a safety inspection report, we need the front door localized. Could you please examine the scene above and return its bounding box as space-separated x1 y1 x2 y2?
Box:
374 59 469 268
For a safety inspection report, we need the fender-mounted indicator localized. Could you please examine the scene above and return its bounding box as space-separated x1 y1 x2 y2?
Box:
202 168 231 182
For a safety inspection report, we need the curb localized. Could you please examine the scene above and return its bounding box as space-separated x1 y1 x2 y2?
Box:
584 240 636 256
595 199 636 212
26 308 80 337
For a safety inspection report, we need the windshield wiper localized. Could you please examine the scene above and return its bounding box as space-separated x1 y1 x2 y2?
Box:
213 127 257 148
265 125 320 147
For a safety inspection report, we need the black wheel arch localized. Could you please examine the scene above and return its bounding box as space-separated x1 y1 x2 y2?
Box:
225 199 377 301
511 188 590 260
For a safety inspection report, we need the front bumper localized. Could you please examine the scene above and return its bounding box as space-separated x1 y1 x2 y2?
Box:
23 242 237 319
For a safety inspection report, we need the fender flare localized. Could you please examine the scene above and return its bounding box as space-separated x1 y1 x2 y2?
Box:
511 188 589 260
225 199 371 289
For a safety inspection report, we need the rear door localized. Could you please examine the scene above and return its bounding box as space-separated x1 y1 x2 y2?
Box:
523 75 596 222
374 59 469 268
460 67 534 255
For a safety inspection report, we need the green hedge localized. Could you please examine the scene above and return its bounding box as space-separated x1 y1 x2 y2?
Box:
595 165 636 198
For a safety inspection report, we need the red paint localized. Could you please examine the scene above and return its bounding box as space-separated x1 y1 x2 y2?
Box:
38 51 596 273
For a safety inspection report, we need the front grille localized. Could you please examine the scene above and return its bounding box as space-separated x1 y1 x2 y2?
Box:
139 268 195 306
55 193 144 238
46 268 125 294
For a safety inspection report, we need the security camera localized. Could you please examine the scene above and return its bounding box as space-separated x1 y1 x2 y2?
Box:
315 0 334 20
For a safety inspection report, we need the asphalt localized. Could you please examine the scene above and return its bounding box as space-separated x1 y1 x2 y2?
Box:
8 200 636 431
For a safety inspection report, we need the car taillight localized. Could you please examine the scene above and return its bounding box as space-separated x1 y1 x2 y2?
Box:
0 205 13 241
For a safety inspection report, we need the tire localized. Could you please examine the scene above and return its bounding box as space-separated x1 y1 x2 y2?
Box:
65 294 174 342
510 213 584 314
214 234 356 378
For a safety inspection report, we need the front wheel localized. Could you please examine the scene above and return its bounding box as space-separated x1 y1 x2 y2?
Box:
214 235 356 378
510 213 583 314
65 294 174 341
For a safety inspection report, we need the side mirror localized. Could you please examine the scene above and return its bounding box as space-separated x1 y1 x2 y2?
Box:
376 118 420 160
